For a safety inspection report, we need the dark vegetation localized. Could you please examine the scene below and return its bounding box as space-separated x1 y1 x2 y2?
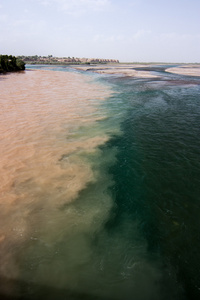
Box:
0 55 25 73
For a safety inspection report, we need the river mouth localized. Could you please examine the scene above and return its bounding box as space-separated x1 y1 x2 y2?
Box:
1 65 200 300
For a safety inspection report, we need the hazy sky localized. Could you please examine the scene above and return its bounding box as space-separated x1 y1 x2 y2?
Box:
0 0 200 62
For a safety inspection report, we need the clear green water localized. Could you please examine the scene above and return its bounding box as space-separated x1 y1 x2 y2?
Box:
2 65 200 300
102 71 200 300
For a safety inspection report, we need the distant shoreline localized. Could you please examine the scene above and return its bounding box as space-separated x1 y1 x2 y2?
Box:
76 63 200 78
18 55 119 65
26 62 200 78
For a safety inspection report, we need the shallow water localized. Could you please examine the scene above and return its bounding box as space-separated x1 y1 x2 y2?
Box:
0 66 200 300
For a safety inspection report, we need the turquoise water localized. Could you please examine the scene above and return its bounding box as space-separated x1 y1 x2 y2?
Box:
101 69 200 300
2 65 200 300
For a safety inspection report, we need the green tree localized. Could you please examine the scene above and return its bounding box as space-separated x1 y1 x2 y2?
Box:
16 58 25 70
0 55 25 73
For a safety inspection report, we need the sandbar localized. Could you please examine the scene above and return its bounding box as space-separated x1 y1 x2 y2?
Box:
166 64 200 77
75 64 159 78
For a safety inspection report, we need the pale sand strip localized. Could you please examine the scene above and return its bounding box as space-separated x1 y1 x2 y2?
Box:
166 65 200 77
93 68 158 78
75 64 159 78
